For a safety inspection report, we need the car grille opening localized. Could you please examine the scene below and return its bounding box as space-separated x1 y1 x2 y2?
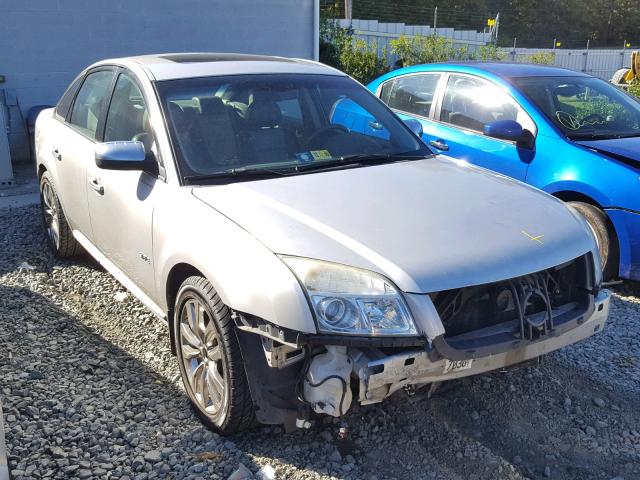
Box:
431 254 593 350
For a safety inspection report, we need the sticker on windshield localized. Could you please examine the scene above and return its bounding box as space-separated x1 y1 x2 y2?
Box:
310 150 332 160
295 152 315 164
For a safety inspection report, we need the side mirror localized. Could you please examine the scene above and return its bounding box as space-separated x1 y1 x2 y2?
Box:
484 120 523 141
483 120 535 149
95 141 148 170
403 118 423 138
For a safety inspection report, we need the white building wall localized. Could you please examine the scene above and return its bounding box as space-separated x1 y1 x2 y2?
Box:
0 0 317 162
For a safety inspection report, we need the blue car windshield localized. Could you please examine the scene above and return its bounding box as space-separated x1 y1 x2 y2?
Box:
514 76 640 140
155 74 430 181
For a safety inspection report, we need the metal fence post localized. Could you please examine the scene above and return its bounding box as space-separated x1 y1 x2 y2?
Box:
433 7 437 33
582 39 589 73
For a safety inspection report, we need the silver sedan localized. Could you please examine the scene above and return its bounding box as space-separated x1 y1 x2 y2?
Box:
35 53 609 434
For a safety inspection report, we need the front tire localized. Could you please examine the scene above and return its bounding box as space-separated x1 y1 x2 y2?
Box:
569 201 617 280
174 276 255 434
39 172 80 257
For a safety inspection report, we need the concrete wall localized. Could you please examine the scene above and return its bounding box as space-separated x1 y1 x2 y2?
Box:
0 0 317 163
501 48 631 81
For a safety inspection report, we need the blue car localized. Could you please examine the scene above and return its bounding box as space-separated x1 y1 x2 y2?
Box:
368 63 640 281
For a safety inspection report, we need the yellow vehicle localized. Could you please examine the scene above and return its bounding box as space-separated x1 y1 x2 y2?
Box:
611 50 640 88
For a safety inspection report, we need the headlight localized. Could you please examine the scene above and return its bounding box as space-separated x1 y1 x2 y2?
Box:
281 256 417 336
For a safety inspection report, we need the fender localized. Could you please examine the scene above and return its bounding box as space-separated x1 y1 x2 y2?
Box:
542 180 612 208
153 189 317 334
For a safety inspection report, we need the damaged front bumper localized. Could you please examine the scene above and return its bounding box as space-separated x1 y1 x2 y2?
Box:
355 289 610 405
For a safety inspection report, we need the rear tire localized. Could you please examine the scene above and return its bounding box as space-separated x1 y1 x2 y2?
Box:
568 201 617 280
39 172 81 258
174 276 255 434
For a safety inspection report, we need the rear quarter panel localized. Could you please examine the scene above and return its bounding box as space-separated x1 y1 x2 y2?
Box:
34 108 57 178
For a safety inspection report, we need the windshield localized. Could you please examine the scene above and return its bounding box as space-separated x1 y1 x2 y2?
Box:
514 76 640 140
155 74 430 181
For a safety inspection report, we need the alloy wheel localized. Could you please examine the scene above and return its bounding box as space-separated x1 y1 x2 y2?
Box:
41 181 60 250
179 297 227 416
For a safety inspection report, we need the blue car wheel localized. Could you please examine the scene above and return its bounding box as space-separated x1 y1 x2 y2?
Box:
569 202 617 279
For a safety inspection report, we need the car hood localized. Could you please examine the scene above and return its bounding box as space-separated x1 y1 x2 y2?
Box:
575 136 640 166
192 157 595 293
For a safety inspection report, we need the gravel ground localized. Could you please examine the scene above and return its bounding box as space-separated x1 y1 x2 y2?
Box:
1 204 639 480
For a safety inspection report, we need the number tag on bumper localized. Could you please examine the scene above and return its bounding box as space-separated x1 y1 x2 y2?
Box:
443 359 473 374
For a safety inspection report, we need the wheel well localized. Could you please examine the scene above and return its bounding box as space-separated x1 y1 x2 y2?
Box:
165 263 205 355
38 164 47 180
552 190 620 276
552 190 603 208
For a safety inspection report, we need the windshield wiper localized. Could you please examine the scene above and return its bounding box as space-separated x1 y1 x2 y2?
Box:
183 166 291 184
569 132 640 140
183 153 428 183
294 153 427 172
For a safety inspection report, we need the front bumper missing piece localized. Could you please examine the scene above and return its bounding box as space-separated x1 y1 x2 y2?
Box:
354 289 610 405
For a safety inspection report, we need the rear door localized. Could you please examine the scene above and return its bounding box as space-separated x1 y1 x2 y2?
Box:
378 72 445 144
427 73 536 181
54 68 115 235
86 69 165 296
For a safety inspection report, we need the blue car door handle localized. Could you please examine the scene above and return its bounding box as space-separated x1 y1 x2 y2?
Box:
429 139 449 151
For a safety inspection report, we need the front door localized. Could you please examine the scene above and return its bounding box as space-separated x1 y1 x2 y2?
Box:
428 73 536 181
86 70 163 296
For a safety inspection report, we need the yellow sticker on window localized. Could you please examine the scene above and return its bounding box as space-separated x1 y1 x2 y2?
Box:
310 150 332 160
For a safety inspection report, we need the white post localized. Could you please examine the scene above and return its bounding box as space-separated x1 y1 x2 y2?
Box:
0 99 13 185
313 0 320 61
0 397 10 480
344 0 352 20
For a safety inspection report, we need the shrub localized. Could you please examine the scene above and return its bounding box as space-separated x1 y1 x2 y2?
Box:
339 39 389 84
628 80 640 98
526 52 556 65
319 17 353 70
476 44 506 61
389 34 472 66
319 16 388 83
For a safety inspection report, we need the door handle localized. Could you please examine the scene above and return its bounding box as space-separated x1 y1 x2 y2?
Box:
51 148 62 161
429 139 449 151
88 178 104 195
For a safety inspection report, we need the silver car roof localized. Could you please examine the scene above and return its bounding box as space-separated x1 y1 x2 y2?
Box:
95 53 346 81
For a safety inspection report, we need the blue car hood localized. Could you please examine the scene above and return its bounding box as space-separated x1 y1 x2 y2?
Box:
575 137 640 165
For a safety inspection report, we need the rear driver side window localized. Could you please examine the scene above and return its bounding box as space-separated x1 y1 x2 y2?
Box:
384 74 441 117
69 70 114 139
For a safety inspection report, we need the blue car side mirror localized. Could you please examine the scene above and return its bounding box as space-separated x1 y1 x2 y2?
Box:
484 120 535 149
403 118 423 138
484 120 524 141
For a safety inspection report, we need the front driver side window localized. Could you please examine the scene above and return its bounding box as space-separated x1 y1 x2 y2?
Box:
440 74 536 135
68 70 114 139
104 73 152 149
